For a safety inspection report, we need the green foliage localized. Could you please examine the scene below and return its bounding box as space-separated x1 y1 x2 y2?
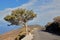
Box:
4 8 36 25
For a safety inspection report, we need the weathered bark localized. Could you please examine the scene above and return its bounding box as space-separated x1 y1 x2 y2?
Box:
24 23 28 35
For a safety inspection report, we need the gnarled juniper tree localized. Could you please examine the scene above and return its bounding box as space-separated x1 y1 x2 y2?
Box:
4 8 37 35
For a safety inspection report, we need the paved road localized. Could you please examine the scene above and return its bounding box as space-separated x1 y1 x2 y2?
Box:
32 30 60 40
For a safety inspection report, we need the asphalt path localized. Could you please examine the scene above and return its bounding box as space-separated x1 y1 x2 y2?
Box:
32 30 60 40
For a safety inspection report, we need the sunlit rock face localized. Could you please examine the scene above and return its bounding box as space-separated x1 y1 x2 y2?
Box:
21 33 33 40
53 16 60 23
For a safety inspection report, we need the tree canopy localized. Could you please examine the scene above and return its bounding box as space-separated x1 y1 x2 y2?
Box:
4 9 36 25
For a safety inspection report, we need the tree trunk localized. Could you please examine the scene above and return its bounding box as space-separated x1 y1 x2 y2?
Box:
24 23 28 35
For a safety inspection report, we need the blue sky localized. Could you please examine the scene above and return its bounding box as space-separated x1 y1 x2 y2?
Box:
0 0 29 10
0 0 60 34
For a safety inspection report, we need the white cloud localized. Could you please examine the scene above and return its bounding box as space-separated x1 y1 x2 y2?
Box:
19 0 37 8
0 0 60 25
26 0 60 25
0 8 13 20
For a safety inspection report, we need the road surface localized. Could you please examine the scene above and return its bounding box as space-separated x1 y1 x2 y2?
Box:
32 30 60 40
